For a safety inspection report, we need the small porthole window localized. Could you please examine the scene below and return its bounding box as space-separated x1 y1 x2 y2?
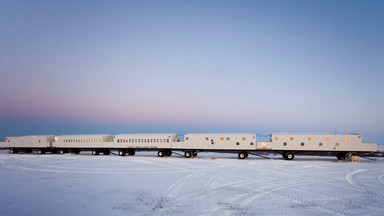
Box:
250 142 254 145
186 137 189 141
226 137 230 140
319 142 323 147
283 142 287 146
205 137 208 140
236 142 239 145
301 142 305 146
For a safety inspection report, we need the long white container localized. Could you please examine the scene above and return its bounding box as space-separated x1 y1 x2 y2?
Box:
113 134 179 149
54 134 113 148
2 135 56 148
172 134 257 150
257 134 377 152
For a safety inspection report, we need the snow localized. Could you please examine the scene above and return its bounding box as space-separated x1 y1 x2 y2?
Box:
1 147 383 216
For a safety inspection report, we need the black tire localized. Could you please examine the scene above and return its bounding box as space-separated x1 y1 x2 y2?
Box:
285 152 294 160
238 151 247 159
38 150 45 154
92 150 100 155
337 153 346 160
158 150 165 157
118 150 126 156
25 149 32 154
10 149 17 154
128 150 135 156
72 149 80 154
165 150 172 157
185 151 192 158
104 150 110 155
59 150 65 155
282 151 288 159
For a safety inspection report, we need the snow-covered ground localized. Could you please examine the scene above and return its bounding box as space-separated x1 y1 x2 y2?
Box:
1 147 383 216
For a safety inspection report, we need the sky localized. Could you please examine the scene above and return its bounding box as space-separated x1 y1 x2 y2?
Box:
0 0 383 144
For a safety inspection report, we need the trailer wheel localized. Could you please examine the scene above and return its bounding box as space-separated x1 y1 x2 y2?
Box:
185 151 192 158
165 150 172 157
285 152 294 160
104 150 110 155
282 151 288 159
336 153 346 160
118 150 126 156
59 150 65 155
238 151 247 159
92 150 100 155
38 150 45 154
128 150 135 156
10 149 16 154
25 149 32 154
158 150 165 157
193 152 198 157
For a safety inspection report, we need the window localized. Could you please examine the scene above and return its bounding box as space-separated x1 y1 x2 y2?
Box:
283 142 287 146
167 139 169 143
186 137 189 141
345 137 349 141
205 137 208 140
335 142 339 147
117 139 120 143
290 137 294 141
242 137 245 140
236 142 239 145
275 137 278 141
250 142 254 145
226 137 230 140
301 142 305 146
319 142 323 147
220 137 224 141
39 140 41 143
157 139 159 142
308 137 311 141
326 137 330 141
211 140 214 145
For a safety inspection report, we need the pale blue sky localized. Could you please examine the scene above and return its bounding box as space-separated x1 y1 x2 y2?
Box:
0 0 383 143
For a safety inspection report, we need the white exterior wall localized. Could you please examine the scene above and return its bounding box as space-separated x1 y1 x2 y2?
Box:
257 134 377 152
2 136 55 148
172 134 257 150
54 135 113 148
112 134 178 149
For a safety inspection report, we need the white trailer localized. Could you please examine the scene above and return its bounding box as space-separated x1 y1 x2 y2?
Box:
113 134 179 156
172 133 257 158
54 134 113 155
2 135 56 154
257 134 377 160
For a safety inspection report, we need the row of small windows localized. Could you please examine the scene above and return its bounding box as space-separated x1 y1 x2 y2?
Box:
283 142 340 147
63 139 102 143
185 137 247 141
275 137 349 141
117 139 169 143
